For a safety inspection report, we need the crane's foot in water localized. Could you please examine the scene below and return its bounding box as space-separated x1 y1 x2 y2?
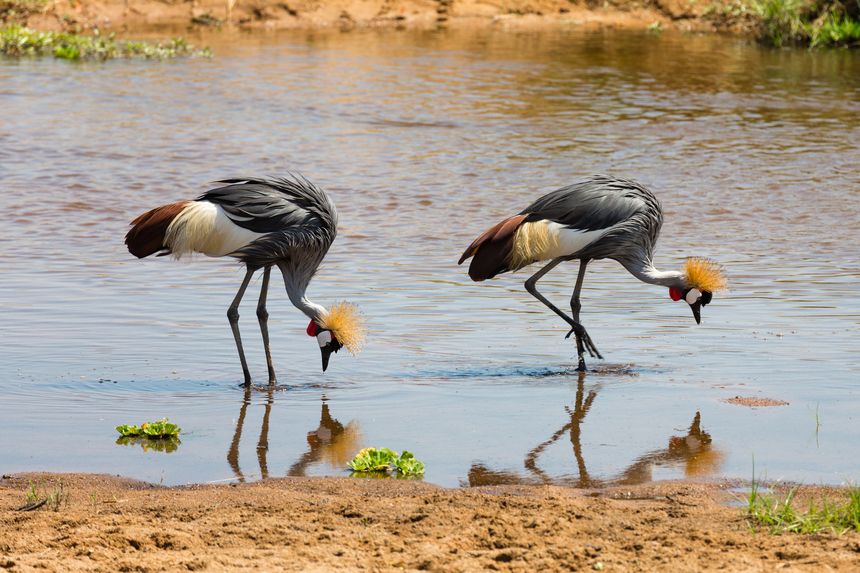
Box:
565 325 603 361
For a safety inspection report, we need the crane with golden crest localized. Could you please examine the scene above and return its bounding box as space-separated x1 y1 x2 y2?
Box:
458 175 727 371
125 175 365 386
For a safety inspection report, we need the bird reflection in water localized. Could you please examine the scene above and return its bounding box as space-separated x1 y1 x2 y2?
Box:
288 398 361 477
468 373 723 487
227 388 361 481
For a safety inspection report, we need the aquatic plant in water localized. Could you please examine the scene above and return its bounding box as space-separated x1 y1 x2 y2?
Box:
0 25 211 60
116 418 181 438
391 450 426 476
348 448 425 477
115 419 181 453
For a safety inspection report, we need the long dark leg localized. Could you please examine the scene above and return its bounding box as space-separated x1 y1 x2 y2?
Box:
524 258 602 361
569 259 590 371
256 266 276 385
228 268 256 386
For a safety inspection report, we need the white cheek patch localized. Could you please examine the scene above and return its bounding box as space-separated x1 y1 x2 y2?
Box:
685 289 702 305
316 331 332 348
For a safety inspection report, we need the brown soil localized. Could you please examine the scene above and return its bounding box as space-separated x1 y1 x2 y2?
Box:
2 473 858 572
723 396 791 407
16 0 755 35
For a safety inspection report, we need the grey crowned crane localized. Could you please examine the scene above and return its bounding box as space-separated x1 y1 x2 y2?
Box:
458 175 726 371
125 175 365 386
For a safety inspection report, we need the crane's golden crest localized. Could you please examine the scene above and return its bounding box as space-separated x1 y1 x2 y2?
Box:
683 257 727 292
509 221 560 271
320 302 366 355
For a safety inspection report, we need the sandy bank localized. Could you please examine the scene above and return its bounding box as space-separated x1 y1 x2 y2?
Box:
17 0 753 35
2 472 858 571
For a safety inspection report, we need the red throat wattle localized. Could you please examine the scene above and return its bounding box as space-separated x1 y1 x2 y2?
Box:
306 320 319 337
669 287 683 301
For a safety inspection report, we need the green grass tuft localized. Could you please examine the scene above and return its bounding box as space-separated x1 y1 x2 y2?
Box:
21 481 67 511
754 0 809 46
0 25 211 60
24 481 39 503
810 10 860 46
748 469 860 534
753 0 860 47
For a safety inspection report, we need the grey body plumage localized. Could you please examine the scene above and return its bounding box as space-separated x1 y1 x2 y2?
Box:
203 175 338 270
520 174 663 273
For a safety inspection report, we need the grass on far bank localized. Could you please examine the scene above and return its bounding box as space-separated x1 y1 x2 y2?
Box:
747 477 860 534
0 24 210 60
754 0 860 47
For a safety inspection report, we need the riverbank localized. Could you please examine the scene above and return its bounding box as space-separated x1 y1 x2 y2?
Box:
2 473 859 571
7 0 757 35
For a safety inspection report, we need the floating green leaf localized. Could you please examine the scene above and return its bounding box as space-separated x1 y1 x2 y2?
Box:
392 451 425 476
141 419 181 438
348 448 425 477
115 418 180 439
348 447 398 472
116 424 142 437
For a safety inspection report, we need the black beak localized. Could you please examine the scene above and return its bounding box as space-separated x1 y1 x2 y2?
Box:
320 345 334 372
690 301 702 325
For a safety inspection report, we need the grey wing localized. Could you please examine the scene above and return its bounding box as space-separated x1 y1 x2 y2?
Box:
520 175 654 231
199 176 335 235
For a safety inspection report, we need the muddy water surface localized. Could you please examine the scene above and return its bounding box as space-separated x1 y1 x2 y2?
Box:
1 29 858 486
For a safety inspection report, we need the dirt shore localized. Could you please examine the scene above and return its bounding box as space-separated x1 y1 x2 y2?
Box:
2 473 858 572
16 0 754 35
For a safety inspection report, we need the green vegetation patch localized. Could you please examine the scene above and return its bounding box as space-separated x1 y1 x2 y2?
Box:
348 448 425 477
0 25 211 60
754 0 860 47
116 419 181 453
810 9 860 46
748 480 860 534
116 418 181 439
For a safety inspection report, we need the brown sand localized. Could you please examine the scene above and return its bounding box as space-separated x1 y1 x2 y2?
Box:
2 473 858 572
19 0 754 35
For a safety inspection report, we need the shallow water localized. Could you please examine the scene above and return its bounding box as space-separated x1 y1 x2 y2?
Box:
1 28 859 487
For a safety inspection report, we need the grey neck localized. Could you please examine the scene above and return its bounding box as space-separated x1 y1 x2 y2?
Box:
626 261 686 289
277 263 327 321
293 296 327 322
